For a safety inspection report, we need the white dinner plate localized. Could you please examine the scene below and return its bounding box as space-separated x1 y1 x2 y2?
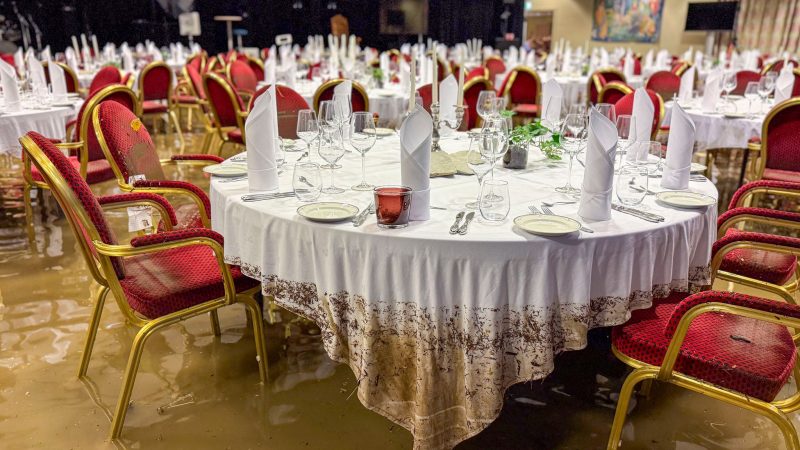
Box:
514 214 581 236
690 162 707 174
203 163 248 177
723 112 747 119
365 127 395 136
656 191 716 209
51 102 74 107
297 202 359 223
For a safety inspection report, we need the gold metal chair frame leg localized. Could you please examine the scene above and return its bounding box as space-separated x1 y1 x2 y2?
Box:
23 182 36 247
78 285 110 377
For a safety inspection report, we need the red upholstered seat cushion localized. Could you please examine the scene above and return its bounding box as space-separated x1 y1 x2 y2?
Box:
720 229 797 285
763 168 800 183
612 292 796 402
119 244 259 319
227 129 244 144
142 100 169 114
512 104 539 115
31 156 115 185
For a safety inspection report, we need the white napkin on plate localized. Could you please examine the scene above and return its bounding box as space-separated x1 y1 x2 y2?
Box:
774 69 795 104
27 54 46 91
701 71 722 113
627 88 654 162
661 104 696 190
246 86 280 192
678 66 695 102
400 106 433 221
541 79 562 125
49 62 68 102
579 108 617 221
0 59 20 111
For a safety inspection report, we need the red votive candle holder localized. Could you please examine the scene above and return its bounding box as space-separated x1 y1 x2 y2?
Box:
374 186 413 229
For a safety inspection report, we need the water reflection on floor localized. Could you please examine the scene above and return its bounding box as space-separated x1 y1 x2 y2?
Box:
0 133 796 449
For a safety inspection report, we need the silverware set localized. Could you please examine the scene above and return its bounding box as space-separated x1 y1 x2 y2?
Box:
529 203 594 233
241 192 295 202
352 202 375 226
611 204 665 222
449 211 475 235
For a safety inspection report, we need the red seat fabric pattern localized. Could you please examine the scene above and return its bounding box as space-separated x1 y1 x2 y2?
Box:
229 60 258 94
646 71 680 103
205 75 245 127
719 228 797 285
140 63 172 101
763 169 800 183
763 102 800 177
732 70 761 96
31 157 115 184
119 243 259 319
612 292 797 402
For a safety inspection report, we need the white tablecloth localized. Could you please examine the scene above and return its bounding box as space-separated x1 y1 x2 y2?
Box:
664 97 765 150
0 100 82 156
210 133 717 449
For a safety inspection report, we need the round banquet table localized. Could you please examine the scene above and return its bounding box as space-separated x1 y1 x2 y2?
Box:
210 134 717 450
663 97 765 150
0 99 83 156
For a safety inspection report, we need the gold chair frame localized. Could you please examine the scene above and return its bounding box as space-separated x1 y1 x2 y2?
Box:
19 134 268 441
138 61 185 149
597 81 633 104
202 72 248 154
311 79 370 113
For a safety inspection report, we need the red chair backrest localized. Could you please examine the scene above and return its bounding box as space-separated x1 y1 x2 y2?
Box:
88 66 122 95
186 65 206 100
589 70 626 105
0 53 15 68
613 89 663 140
94 100 166 181
763 100 800 173
792 70 800 97
203 73 245 128
646 71 680 102
313 80 369 113
769 59 799 74
467 67 488 81
249 84 311 139
139 62 172 101
500 68 540 105
484 57 506 83
248 59 265 82
732 70 761 96
436 58 449 81
417 84 432 113
228 60 258 93
187 53 205 73
600 81 632 105
620 56 642 76
75 85 138 162
464 77 493 129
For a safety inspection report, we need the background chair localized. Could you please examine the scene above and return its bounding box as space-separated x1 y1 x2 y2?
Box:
497 66 541 120
226 59 259 99
612 89 664 140
749 98 800 182
731 70 762 96
311 79 369 113
588 68 626 105
598 81 633 106
202 72 247 153
484 55 506 84
249 84 310 139
43 60 81 94
645 71 680 102
463 76 493 130
138 61 184 148
466 66 489 81
87 66 122 95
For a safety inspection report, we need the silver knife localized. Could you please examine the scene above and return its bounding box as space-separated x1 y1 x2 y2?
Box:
449 211 465 234
611 204 664 222
352 202 374 227
458 212 476 235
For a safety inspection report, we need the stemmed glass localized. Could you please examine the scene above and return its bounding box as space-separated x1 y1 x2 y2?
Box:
476 90 496 128
542 96 565 131
490 96 507 119
744 81 760 118
318 100 343 172
296 109 319 158
555 113 585 195
465 136 493 209
349 111 376 191
615 115 636 170
757 75 775 114
479 117 509 182
594 103 616 124
318 131 346 194
722 72 737 104
332 93 353 144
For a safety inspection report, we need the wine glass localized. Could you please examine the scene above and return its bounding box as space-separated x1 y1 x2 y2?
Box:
722 72 737 102
479 117 509 183
569 103 588 118
542 96 564 131
349 111 376 191
318 100 342 169
465 136 493 209
476 90 496 128
615 166 648 206
757 76 772 114
333 92 353 143
490 96 507 119
595 103 616 124
296 109 319 157
293 162 322 202
479 179 510 222
615 115 635 170
274 138 286 170
555 113 585 194
744 81 760 118
318 132 346 194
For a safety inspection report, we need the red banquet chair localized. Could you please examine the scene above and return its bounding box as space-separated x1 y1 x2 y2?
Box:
670 60 691 76
731 70 761 96
416 84 433 114
497 66 542 119
466 66 489 81
249 84 311 139
311 79 370 114
587 68 626 105
246 55 265 82
93 100 224 229
19 131 267 441
226 59 259 99
620 55 642 75
43 61 81 94
87 66 122 95
749 98 800 183
645 70 680 102
202 72 247 153
463 76 493 130
598 81 633 106
138 61 185 148
612 88 664 140
763 59 799 75
483 55 506 84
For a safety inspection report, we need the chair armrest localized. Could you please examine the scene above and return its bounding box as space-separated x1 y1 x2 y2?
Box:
97 193 178 230
728 180 800 209
132 179 211 226
717 207 800 237
712 231 800 260
130 228 224 248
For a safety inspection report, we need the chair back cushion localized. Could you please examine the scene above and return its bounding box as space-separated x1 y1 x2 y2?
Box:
75 85 139 162
765 101 800 173
732 70 761 96
140 62 172 101
186 65 206 99
249 84 311 138
88 66 122 95
417 84 432 114
467 67 487 81
645 71 680 102
95 100 167 182
313 80 369 113
503 68 540 105
599 81 632 105
484 57 506 83
464 77 493 129
204 73 245 127
248 58 265 82
229 60 258 93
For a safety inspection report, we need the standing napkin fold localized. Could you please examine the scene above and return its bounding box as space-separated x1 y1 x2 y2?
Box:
334 80 352 139
701 71 722 113
49 62 68 102
661 104 696 190
579 108 618 221
400 106 433 221
27 54 46 92
678 66 695 102
627 88 654 162
623 52 634 80
541 79 563 125
438 74 458 135
0 59 20 111
774 69 795 104
246 86 280 192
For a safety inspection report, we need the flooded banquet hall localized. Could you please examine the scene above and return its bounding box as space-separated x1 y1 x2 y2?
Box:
2 0 800 449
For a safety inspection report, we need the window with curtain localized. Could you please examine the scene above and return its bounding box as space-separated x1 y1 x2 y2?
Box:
736 0 800 54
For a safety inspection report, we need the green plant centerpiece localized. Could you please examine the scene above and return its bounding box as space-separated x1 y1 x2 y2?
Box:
372 67 384 88
501 111 562 168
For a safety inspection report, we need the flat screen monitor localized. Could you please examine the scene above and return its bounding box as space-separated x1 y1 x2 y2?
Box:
685 2 738 31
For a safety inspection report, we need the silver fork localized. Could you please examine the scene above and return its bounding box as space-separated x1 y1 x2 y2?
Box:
541 205 594 233
541 200 577 207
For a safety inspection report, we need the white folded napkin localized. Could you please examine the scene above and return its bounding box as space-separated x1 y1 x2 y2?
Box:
122 50 135 73
541 79 563 125
41 46 52 62
92 35 100 60
600 48 609 67
65 48 80 74
561 47 572 73
70 36 81 58
644 49 654 70
13 48 24 78
578 108 618 221
265 57 276 84
246 86 280 192
26 54 46 91
334 80 352 139
623 53 634 79
545 54 556 77
0 59 19 111
774 69 795 104
400 106 433 221
627 88 654 162
438 74 458 136
661 104 696 190
693 51 704 70
701 71 722 113
678 66 695 102
49 62 68 102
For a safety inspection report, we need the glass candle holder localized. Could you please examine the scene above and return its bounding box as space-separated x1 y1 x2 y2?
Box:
374 186 413 229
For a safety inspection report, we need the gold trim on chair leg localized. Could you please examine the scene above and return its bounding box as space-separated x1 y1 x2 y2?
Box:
169 110 186 150
78 285 110 378
607 367 658 450
237 292 269 383
210 311 222 337
23 183 36 247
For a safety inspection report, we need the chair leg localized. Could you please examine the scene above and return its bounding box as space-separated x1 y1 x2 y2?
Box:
186 107 194 131
78 285 110 378
238 294 269 383
607 368 656 450
210 310 221 336
109 319 165 440
169 110 186 150
756 405 800 450
23 183 36 248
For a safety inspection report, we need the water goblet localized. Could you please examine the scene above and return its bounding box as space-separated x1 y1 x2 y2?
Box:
349 111 377 191
554 113 585 195
296 109 319 156
476 90 496 127
293 162 322 202
615 114 636 169
465 136 493 209
479 179 510 222
594 103 616 124
744 81 760 118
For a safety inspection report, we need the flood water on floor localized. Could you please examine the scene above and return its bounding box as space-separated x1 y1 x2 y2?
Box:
0 132 796 449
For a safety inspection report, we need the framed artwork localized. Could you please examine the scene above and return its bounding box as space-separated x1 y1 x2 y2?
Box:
592 0 664 43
